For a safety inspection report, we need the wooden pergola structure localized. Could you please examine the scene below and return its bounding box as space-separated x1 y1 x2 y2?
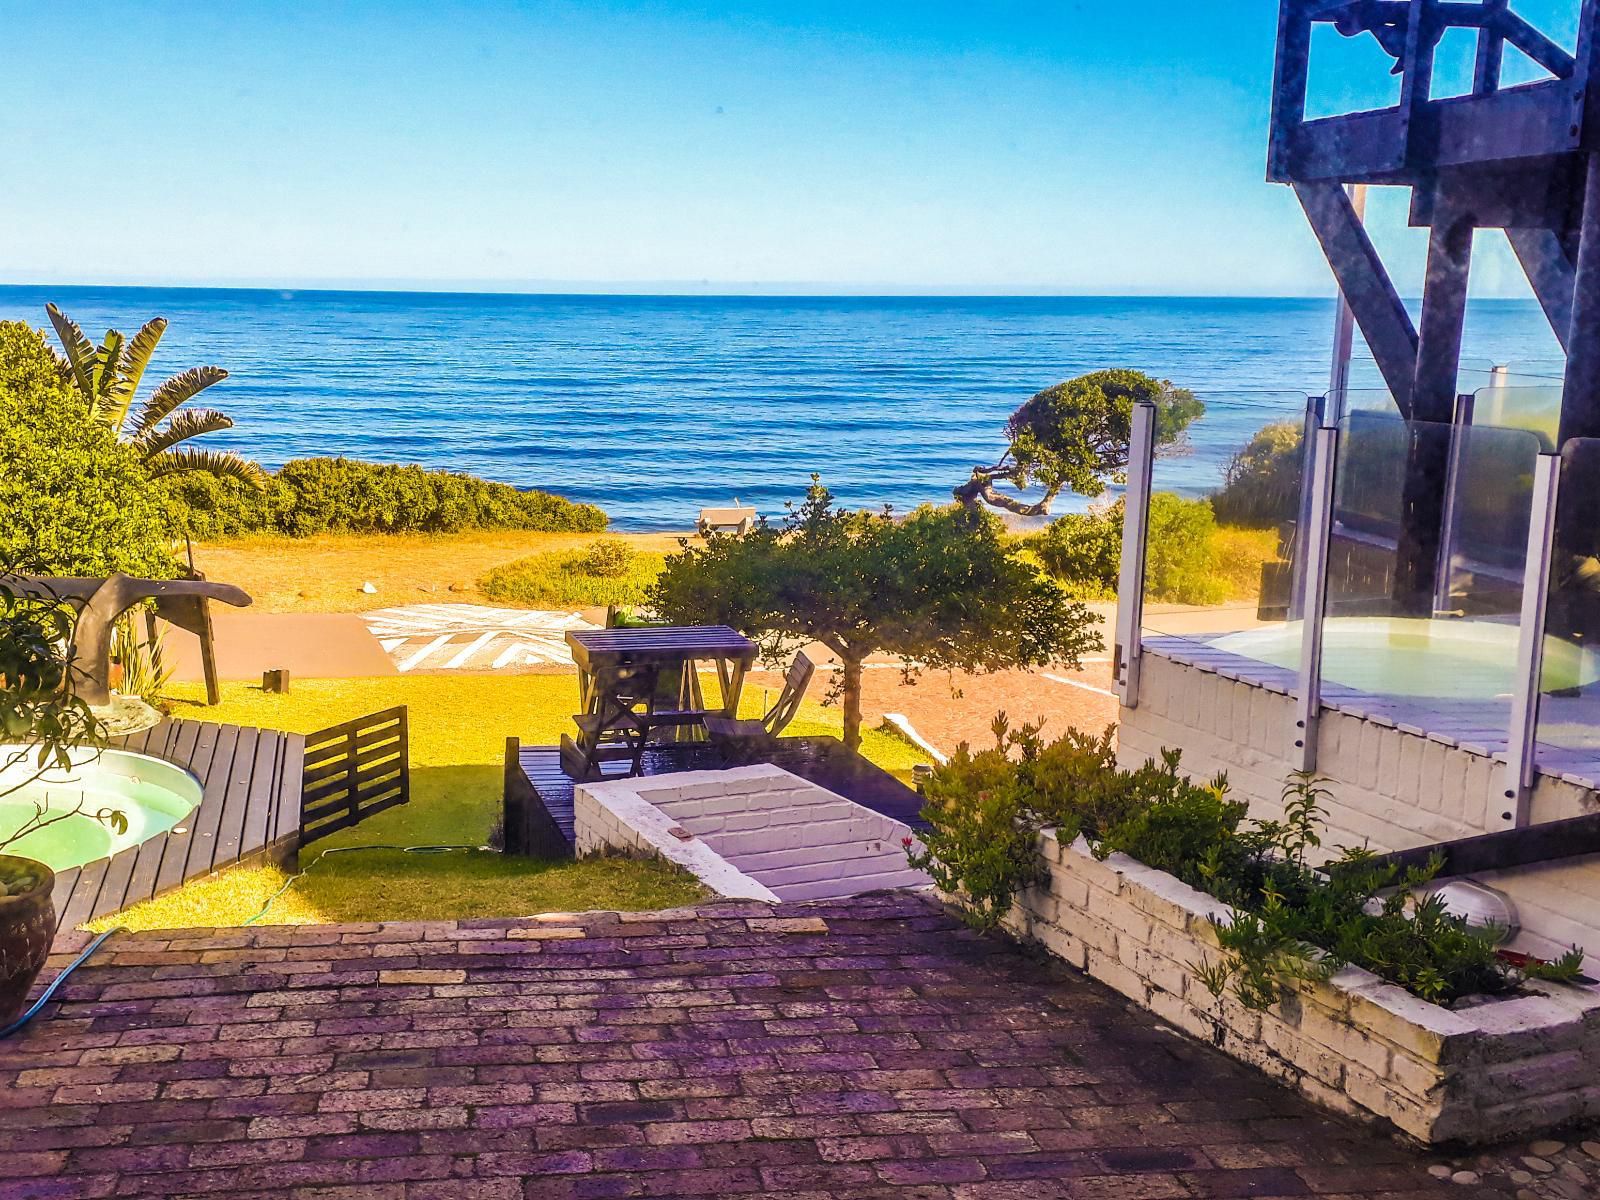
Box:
1272 0 1597 433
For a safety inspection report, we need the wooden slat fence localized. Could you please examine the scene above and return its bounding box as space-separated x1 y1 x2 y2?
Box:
301 706 410 845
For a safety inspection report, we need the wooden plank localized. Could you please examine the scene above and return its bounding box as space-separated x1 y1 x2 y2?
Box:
303 737 402 786
120 821 172 908
270 733 306 849
86 844 140 926
1507 228 1575 352
209 726 261 869
58 857 110 932
239 732 281 860
49 867 81 924
304 706 406 746
303 719 402 761
166 719 206 774
301 754 403 805
175 723 235 882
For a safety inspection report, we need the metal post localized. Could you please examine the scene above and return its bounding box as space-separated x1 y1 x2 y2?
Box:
1293 423 1340 772
1327 184 1367 419
1115 403 1157 708
1432 392 1475 617
1288 395 1324 622
1501 453 1562 827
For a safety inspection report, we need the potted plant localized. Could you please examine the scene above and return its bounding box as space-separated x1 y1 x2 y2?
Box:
0 577 121 1025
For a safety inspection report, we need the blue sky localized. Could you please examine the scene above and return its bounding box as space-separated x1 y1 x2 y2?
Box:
0 1 1578 296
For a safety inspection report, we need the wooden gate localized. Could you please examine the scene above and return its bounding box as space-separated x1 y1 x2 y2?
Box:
301 706 410 845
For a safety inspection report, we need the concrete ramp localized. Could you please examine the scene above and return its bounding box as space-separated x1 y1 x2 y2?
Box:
161 611 397 682
575 765 930 903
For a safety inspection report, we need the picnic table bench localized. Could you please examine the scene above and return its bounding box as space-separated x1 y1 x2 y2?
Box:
561 625 758 779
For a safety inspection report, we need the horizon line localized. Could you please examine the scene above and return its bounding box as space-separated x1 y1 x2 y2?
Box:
0 279 1543 305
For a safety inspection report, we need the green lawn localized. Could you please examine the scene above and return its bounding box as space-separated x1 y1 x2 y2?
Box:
87 673 930 932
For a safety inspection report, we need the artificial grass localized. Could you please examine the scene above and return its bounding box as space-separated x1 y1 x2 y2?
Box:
87 672 929 932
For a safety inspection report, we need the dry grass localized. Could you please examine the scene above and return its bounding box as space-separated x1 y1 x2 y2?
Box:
191 529 690 614
1212 525 1283 603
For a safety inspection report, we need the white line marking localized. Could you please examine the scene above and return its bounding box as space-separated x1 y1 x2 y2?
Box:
1043 673 1119 699
445 631 499 670
882 713 948 764
397 634 454 673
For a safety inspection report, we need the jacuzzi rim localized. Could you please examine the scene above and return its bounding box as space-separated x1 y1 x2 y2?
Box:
0 743 204 800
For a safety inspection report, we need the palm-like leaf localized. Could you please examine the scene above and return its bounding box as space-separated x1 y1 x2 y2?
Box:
90 329 126 417
134 366 229 439
45 303 99 404
104 317 168 433
133 408 235 458
146 446 267 485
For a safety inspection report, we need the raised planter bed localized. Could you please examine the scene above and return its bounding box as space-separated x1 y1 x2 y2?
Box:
997 829 1600 1145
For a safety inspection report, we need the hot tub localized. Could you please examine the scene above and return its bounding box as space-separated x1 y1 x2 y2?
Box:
0 747 201 871
1209 617 1600 701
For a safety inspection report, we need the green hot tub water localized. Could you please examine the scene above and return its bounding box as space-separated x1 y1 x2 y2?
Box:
1210 617 1600 701
0 748 201 871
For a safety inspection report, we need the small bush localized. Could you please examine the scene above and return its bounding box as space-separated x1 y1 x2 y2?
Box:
481 545 666 609
0 322 174 578
1033 493 1225 604
161 458 607 540
574 540 636 579
914 723 1587 1009
1212 421 1304 528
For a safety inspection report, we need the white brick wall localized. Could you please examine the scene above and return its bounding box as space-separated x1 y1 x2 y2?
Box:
1122 652 1600 961
998 832 1600 1145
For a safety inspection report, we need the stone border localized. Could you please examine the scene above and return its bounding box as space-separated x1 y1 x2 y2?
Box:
574 767 782 903
999 830 1600 1145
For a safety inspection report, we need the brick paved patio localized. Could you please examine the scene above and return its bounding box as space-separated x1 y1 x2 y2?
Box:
0 892 1472 1199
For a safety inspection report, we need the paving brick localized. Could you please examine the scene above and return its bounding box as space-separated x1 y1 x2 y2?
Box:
0 894 1464 1200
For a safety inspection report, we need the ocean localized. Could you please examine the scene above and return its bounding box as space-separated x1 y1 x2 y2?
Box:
0 286 1567 531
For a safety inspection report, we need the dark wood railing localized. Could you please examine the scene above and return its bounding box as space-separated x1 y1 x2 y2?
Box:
301 706 410 845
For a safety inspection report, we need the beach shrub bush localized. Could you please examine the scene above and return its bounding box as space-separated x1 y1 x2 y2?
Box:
650 478 1101 751
912 724 1588 1008
956 369 1205 517
0 322 174 578
481 542 666 608
1032 493 1225 604
1212 421 1304 528
161 458 607 539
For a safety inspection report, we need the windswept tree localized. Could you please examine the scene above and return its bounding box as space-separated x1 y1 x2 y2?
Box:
46 303 263 484
955 369 1203 517
649 478 1102 751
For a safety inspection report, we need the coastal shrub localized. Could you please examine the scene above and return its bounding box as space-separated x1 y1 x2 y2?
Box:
1212 421 1304 528
161 457 607 539
912 723 1588 1008
481 543 666 608
1032 493 1225 604
955 369 1205 517
650 479 1101 751
0 322 174 577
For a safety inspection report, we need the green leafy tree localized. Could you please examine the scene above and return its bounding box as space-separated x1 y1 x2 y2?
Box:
0 322 174 577
1034 493 1225 604
46 303 263 484
956 369 1204 517
649 478 1102 751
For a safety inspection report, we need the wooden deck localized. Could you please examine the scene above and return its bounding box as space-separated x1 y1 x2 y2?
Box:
50 719 306 929
507 736 929 859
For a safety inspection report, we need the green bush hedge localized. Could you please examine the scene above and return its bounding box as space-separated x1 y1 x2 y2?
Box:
1032 492 1225 604
480 541 666 608
1212 421 1305 528
0 322 174 578
161 458 607 539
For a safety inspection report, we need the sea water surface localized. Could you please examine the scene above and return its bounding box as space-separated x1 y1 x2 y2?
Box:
0 287 1566 530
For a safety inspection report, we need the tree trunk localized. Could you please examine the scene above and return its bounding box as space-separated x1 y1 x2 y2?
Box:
840 655 864 753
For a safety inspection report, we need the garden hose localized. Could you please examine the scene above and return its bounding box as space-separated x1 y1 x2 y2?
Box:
242 843 491 925
0 926 125 1041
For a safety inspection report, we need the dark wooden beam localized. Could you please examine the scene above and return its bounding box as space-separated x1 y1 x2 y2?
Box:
1562 153 1600 446
1294 180 1419 408
1269 0 1312 182
1473 0 1507 96
1507 227 1575 351
1501 11 1577 80
1353 810 1600 879
1412 205 1474 422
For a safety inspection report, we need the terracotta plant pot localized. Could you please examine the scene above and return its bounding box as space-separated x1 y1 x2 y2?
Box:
0 854 57 1026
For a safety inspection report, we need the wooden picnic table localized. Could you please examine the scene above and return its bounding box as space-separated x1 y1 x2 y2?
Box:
561 625 759 778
